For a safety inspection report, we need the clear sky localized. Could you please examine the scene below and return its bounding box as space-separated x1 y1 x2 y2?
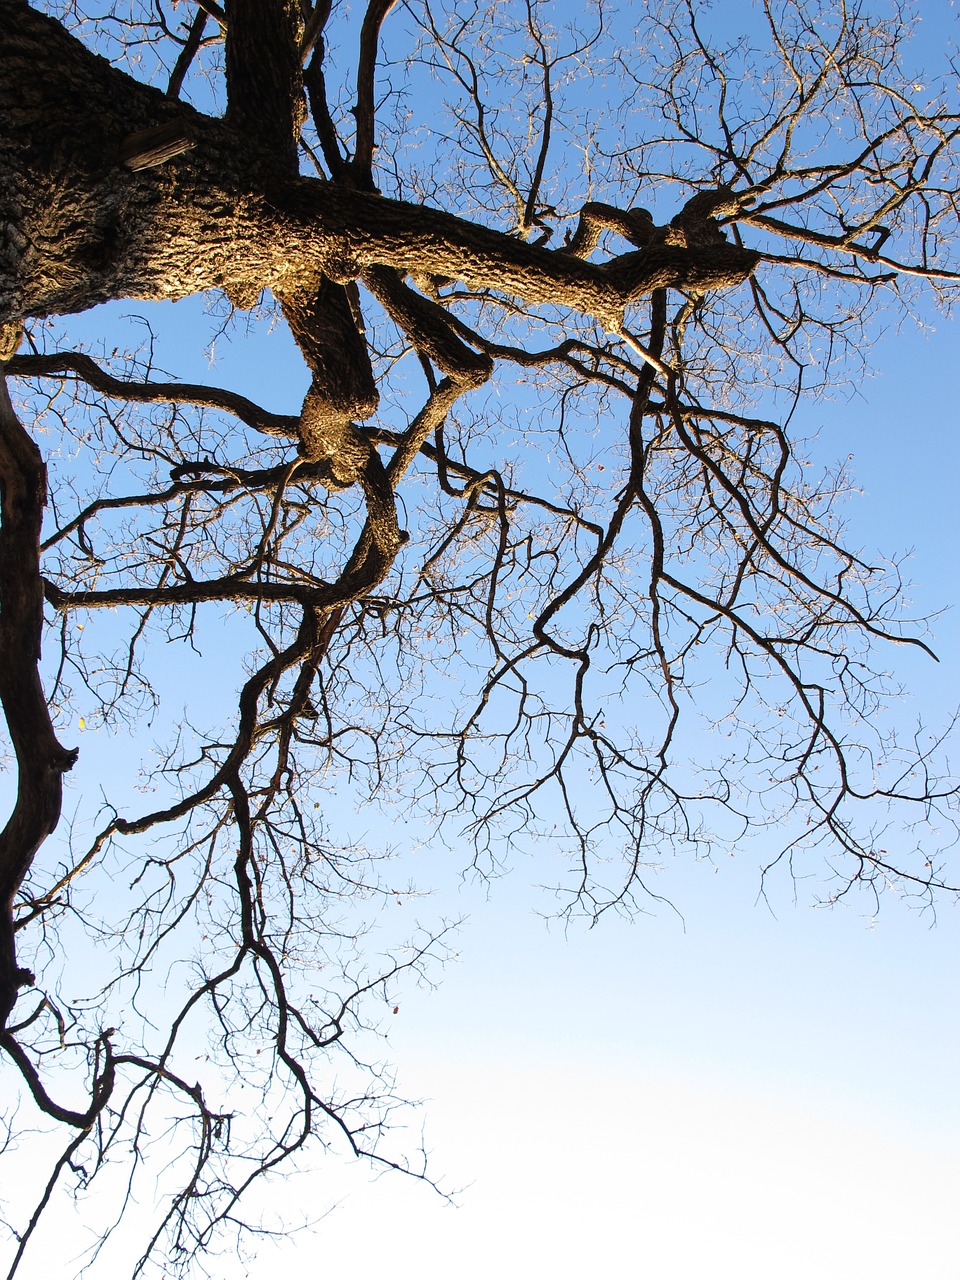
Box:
5 3 960 1277
267 295 960 1277
14 271 959 1280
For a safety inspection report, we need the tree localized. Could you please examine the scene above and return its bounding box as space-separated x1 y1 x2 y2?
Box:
0 0 958 1272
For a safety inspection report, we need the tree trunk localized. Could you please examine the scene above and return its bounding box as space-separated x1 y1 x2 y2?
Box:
0 375 77 1028
0 0 758 332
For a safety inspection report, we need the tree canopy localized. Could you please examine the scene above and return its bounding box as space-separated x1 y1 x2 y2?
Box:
0 0 958 1273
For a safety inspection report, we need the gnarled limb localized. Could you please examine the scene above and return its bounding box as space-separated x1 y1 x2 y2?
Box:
281 277 379 481
0 374 76 1028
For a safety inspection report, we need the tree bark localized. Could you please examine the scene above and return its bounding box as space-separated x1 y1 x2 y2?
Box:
0 374 77 1029
0 0 758 333
223 0 304 173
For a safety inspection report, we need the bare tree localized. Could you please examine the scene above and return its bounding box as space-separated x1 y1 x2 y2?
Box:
0 0 958 1272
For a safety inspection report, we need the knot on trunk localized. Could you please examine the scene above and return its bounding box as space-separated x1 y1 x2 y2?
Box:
562 203 656 259
281 275 379 484
666 185 755 247
297 391 374 488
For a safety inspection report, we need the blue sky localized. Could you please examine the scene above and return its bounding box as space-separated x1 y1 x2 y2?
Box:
16 291 958 1280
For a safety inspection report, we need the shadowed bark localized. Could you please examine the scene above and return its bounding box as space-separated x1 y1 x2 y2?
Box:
0 375 76 1028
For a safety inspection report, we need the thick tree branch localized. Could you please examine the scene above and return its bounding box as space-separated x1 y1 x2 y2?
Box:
224 0 304 173
352 0 397 188
0 1 760 330
6 352 299 438
281 277 379 479
0 375 77 1028
166 7 210 101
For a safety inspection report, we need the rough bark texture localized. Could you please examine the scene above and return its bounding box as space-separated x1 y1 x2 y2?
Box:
0 0 758 332
224 0 304 173
282 277 379 479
